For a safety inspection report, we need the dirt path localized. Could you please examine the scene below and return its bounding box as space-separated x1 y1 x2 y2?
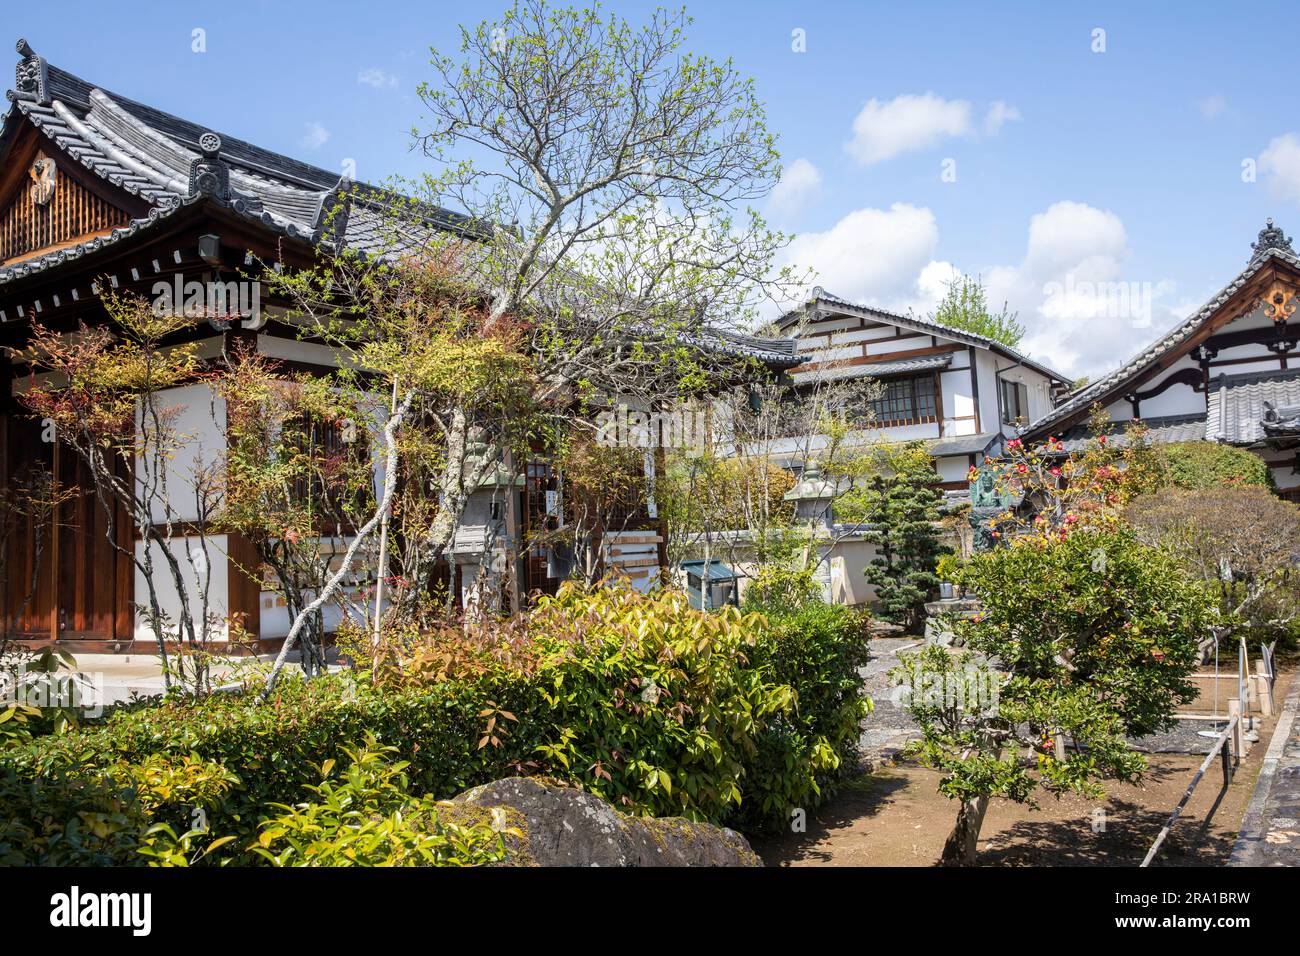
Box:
753 665 1294 867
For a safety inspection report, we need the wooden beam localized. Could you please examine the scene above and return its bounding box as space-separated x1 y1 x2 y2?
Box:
791 342 962 375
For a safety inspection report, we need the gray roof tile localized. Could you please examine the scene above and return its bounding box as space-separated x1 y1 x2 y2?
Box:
792 352 952 383
1051 414 1207 454
1206 369 1300 444
927 431 1000 457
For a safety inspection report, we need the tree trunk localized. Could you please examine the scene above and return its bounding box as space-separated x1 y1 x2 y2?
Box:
941 794 990 866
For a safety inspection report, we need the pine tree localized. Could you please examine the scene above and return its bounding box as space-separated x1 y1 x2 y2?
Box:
851 443 950 630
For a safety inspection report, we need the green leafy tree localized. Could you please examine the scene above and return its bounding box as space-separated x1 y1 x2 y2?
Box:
1127 485 1300 647
838 442 949 630
925 273 1025 348
269 0 801 624
896 528 1216 865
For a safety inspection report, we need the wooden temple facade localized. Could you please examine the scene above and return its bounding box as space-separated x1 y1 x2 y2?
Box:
0 40 795 650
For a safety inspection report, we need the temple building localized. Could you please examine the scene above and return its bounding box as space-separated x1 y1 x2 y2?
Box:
0 40 792 650
1022 219 1300 501
711 290 1072 605
773 289 1071 488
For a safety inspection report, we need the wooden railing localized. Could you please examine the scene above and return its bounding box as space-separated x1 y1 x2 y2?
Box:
1140 715 1239 867
1140 636 1276 866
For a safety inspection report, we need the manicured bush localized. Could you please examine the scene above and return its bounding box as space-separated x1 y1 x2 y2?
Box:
4 671 540 847
836 442 950 630
250 739 511 867
522 586 788 820
0 582 871 861
742 600 871 826
899 527 1218 865
1159 441 1274 491
0 752 237 866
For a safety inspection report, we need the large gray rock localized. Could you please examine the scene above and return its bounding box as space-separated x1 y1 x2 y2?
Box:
449 777 761 867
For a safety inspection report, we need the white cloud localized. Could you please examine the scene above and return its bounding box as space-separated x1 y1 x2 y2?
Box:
300 121 331 151
1260 133 1300 204
984 100 1022 136
781 203 941 307
358 67 399 89
769 158 822 217
1197 94 1227 120
984 201 1180 378
778 200 1179 379
845 93 973 165
844 93 1021 165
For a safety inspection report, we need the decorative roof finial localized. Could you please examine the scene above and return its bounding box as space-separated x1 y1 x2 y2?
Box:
1251 217 1294 262
312 174 354 248
187 131 231 200
13 37 49 105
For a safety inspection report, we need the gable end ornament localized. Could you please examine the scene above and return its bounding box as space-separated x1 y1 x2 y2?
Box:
1262 279 1299 324
187 131 231 201
1251 217 1294 263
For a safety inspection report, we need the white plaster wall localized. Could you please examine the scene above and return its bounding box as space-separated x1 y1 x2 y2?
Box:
863 334 931 356
875 422 942 441
139 382 226 525
258 587 367 639
972 351 1003 435
940 366 977 436
935 455 972 482
133 533 231 643
828 327 903 346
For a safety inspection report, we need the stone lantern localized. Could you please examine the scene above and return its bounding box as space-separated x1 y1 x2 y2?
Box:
783 460 837 529
783 461 838 600
450 439 525 609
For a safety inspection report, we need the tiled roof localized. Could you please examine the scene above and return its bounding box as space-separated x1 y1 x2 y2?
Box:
928 431 1000 457
1051 413 1207 455
0 44 476 277
1 41 791 367
754 427 998 469
1206 369 1300 444
708 329 798 366
779 290 1070 385
791 352 951 384
0 52 378 287
1026 231 1300 437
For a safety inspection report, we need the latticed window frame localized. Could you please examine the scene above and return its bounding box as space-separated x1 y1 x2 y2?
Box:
869 374 938 427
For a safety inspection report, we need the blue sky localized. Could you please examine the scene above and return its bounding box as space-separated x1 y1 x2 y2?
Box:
10 1 1300 377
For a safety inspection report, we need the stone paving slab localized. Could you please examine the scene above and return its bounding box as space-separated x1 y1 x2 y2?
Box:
1229 673 1300 866
857 637 925 763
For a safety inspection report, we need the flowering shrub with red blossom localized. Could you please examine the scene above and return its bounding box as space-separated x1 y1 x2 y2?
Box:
972 404 1163 543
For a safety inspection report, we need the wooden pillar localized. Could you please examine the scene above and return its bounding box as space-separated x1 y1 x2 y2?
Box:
225 532 262 645
934 370 945 436
48 431 59 642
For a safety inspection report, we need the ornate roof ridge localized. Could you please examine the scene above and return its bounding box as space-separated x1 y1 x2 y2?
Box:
1025 237 1300 437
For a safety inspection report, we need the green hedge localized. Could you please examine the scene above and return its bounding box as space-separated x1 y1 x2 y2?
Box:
743 601 872 824
1159 441 1274 491
0 585 871 863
